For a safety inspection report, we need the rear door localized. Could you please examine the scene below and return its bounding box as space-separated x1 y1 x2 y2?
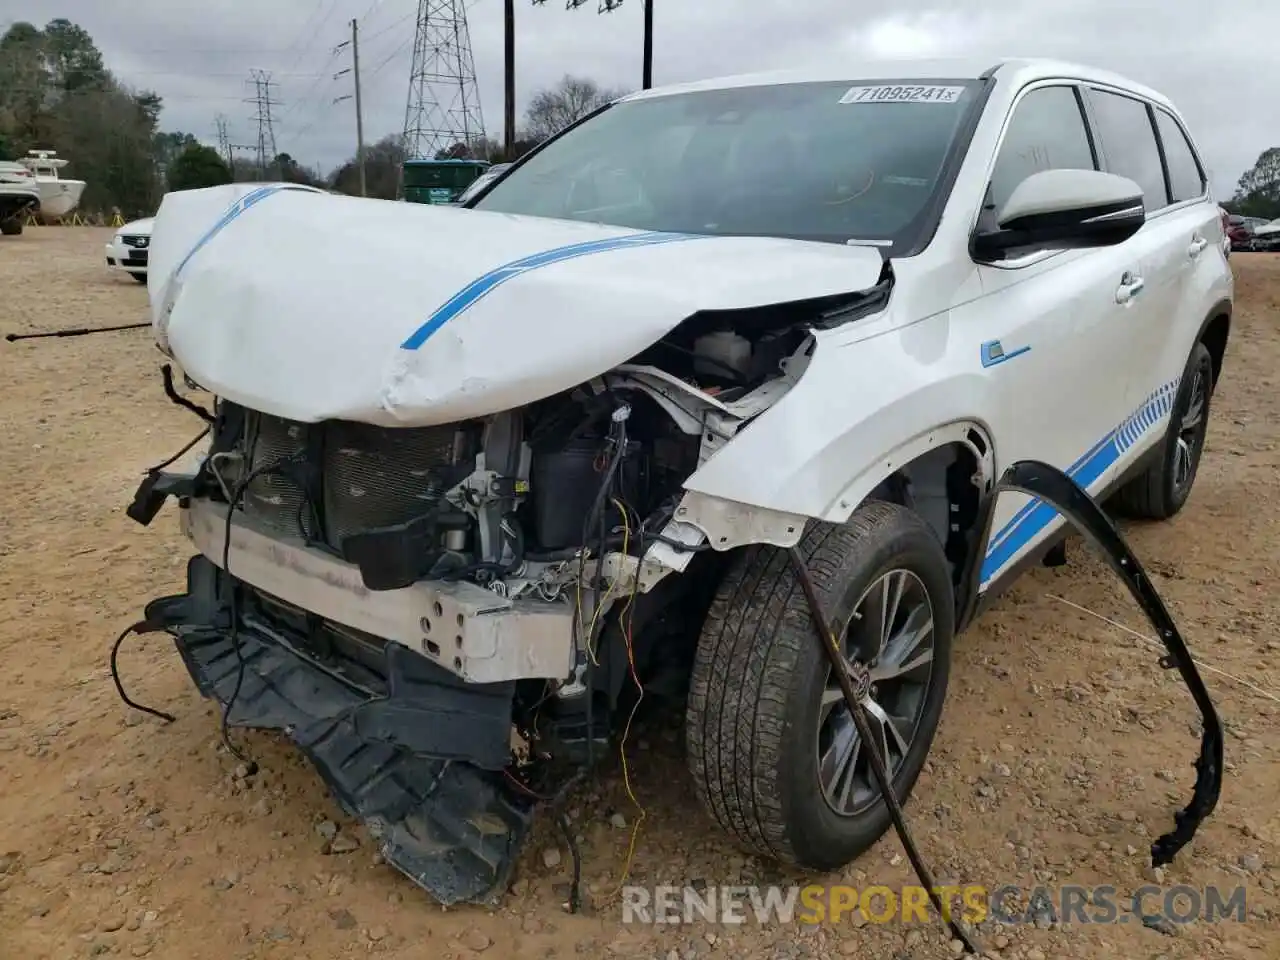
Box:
1083 88 1219 480
956 82 1147 587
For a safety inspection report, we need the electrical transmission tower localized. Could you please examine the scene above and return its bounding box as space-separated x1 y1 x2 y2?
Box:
245 69 282 179
214 114 232 169
402 0 487 160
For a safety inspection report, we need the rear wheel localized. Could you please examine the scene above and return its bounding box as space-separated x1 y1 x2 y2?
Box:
129 272 147 283
685 502 954 870
1115 341 1214 520
0 218 23 236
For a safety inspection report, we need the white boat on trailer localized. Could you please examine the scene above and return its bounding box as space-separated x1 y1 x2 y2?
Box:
20 150 86 220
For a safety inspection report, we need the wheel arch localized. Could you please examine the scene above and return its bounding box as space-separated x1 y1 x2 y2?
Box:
1197 299 1230 393
847 422 997 596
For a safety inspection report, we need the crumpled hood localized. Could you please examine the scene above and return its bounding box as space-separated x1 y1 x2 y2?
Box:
149 182 886 426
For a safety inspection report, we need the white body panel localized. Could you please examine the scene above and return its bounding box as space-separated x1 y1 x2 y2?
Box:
150 57 1233 611
148 183 885 426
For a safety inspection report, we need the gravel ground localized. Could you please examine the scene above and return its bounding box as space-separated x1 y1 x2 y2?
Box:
1 227 1277 960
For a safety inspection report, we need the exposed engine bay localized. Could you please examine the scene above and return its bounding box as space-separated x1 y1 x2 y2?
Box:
126 309 825 903
203 313 814 703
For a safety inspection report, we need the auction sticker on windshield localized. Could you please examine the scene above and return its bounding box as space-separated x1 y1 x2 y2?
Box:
839 85 965 104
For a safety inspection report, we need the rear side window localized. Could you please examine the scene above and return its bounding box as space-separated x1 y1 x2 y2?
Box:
1154 109 1206 203
1089 90 1169 210
988 85 1096 214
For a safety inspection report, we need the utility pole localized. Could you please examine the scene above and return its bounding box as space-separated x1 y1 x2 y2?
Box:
351 19 366 196
333 20 367 196
564 1 652 91
504 0 515 158
641 0 653 90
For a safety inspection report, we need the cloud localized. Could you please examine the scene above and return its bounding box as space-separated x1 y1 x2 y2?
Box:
3 0 1274 192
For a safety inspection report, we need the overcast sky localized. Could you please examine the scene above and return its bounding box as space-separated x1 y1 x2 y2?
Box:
2 0 1274 194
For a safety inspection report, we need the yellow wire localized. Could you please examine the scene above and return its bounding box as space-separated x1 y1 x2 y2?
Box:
609 497 646 896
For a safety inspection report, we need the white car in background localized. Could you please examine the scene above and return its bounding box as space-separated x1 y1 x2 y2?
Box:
105 216 154 283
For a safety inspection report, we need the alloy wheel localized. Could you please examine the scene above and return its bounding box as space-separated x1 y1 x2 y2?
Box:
816 568 935 816
1173 365 1209 492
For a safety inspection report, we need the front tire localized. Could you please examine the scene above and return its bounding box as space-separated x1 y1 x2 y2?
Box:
128 272 147 284
1115 341 1214 520
0 218 23 236
685 502 954 871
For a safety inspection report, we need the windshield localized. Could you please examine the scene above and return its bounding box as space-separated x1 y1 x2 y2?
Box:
457 163 511 204
474 79 982 247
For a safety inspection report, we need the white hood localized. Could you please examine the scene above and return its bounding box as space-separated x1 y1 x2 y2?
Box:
149 183 886 426
119 216 154 235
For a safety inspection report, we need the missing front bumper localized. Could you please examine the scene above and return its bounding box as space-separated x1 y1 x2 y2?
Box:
148 555 534 905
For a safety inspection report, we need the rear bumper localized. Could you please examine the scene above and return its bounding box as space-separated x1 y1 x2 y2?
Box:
148 554 533 904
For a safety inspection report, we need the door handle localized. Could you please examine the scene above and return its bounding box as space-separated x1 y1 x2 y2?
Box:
1188 236 1208 258
1116 273 1145 304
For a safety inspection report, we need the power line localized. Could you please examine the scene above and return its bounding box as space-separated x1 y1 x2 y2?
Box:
362 9 419 44
403 0 487 160
282 0 343 76
368 36 413 78
119 69 325 79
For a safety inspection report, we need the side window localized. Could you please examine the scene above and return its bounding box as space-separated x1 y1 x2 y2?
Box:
1088 90 1169 210
988 85 1096 215
1154 109 1206 203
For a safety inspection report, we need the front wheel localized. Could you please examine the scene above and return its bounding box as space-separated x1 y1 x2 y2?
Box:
128 272 147 283
1115 341 1214 520
0 218 23 236
685 502 954 870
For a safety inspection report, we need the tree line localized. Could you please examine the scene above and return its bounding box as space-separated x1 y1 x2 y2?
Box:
0 19 177 218
6 19 1278 220
0 16 624 214
1224 148 1280 221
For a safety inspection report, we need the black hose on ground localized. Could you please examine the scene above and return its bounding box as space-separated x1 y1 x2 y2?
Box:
787 547 983 955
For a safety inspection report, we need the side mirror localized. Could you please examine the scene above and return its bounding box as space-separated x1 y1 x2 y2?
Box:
973 169 1146 260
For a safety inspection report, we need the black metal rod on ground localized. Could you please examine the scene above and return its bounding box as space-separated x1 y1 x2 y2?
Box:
787 548 983 955
5 322 151 342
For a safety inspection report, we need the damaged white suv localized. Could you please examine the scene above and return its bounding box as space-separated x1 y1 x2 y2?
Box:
128 57 1231 904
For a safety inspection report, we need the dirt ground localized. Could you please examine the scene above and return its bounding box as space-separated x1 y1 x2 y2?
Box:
1 227 1277 960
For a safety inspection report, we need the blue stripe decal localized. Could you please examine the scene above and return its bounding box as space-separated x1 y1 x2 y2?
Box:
986 429 1115 552
171 183 313 281
980 340 1030 368
399 231 705 350
980 376 1181 583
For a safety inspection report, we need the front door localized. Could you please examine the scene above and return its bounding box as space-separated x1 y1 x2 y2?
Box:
954 82 1151 588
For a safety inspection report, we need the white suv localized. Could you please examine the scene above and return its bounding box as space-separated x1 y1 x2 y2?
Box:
130 58 1231 904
